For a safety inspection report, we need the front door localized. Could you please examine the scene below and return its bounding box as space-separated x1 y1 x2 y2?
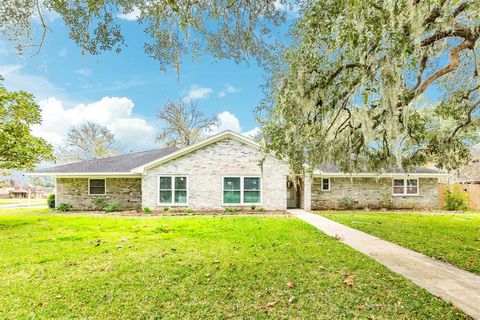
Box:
287 181 297 208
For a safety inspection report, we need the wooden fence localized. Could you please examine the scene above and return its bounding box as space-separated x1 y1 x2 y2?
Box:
439 183 480 210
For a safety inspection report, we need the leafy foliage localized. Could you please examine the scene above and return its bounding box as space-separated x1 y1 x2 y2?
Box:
143 207 152 214
92 196 108 211
445 184 469 211
104 200 122 212
57 122 119 162
0 0 289 71
0 80 54 170
260 0 480 173
47 193 55 209
157 99 218 148
338 197 358 210
56 202 73 212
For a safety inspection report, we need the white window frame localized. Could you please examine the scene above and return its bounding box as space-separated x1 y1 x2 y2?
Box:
321 178 330 191
157 175 188 206
88 178 106 196
222 176 262 206
392 178 419 196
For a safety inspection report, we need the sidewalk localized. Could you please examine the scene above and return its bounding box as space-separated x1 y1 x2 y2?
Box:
289 209 480 319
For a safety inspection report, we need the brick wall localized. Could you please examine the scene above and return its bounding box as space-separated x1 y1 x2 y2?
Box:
142 138 289 210
56 177 141 210
311 177 439 210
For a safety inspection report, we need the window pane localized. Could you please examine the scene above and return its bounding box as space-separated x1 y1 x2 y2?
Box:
159 190 172 203
224 177 240 190
406 187 418 194
224 191 241 203
159 177 172 189
393 186 404 194
90 179 105 187
322 178 330 190
407 179 418 186
174 190 187 203
244 191 260 203
244 177 260 190
175 177 187 190
393 179 405 187
90 186 105 195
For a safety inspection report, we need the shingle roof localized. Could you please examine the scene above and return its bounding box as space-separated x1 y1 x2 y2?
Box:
317 164 440 174
37 147 179 173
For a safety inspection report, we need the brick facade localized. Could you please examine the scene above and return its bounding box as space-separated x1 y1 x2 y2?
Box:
142 138 289 210
56 177 141 210
311 177 439 210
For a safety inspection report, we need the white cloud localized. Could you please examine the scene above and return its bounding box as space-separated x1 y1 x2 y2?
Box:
75 68 91 77
0 64 67 101
207 111 258 138
117 7 141 21
218 84 240 98
274 0 300 17
32 97 157 151
185 84 213 101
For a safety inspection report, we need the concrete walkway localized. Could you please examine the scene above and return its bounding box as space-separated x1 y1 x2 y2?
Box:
288 209 480 319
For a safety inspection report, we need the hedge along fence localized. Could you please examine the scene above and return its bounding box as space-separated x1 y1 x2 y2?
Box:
439 183 480 211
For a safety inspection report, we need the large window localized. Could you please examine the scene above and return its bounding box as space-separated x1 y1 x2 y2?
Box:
223 177 261 204
392 178 419 196
159 176 187 205
89 179 106 195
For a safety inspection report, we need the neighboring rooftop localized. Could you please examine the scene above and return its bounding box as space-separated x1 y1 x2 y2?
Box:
36 147 179 174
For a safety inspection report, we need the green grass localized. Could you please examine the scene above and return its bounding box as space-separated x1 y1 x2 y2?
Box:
319 211 480 275
0 209 469 319
0 198 46 205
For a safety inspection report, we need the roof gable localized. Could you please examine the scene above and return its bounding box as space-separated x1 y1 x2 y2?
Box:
131 130 260 173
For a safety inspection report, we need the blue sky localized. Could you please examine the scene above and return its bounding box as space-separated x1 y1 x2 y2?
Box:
0 11 281 152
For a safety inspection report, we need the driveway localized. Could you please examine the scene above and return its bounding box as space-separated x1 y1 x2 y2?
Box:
289 209 480 319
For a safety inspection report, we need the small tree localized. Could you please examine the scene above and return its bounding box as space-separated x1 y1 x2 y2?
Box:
0 80 54 170
156 99 218 148
57 122 119 162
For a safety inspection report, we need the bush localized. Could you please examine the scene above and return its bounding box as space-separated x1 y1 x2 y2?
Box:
380 193 394 210
92 197 108 211
258 207 266 212
186 208 195 214
445 184 469 211
143 207 152 214
47 194 55 209
224 207 237 213
163 207 170 212
250 205 256 211
104 200 122 212
57 202 73 212
339 197 358 210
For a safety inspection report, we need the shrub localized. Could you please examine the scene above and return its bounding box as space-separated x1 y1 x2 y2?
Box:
339 197 358 210
47 194 55 209
258 207 266 212
250 205 256 211
134 203 142 212
224 207 237 213
92 197 108 211
143 207 152 214
57 202 73 212
185 208 195 214
380 193 394 210
445 184 469 211
163 207 170 212
104 200 122 212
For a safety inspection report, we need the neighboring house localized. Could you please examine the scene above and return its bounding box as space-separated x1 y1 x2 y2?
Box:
33 130 446 211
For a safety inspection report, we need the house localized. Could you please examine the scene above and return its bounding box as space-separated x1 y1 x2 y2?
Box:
33 130 446 211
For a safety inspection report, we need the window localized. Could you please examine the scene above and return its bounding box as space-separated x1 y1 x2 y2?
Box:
321 178 330 191
89 179 106 195
392 178 419 196
159 176 187 205
223 177 261 204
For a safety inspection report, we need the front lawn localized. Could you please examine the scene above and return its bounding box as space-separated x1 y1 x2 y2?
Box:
0 198 46 205
0 209 468 319
320 211 480 275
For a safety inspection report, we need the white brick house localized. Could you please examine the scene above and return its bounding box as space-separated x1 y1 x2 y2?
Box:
34 130 446 211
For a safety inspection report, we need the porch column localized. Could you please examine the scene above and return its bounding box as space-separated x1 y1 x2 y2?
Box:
304 175 312 212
